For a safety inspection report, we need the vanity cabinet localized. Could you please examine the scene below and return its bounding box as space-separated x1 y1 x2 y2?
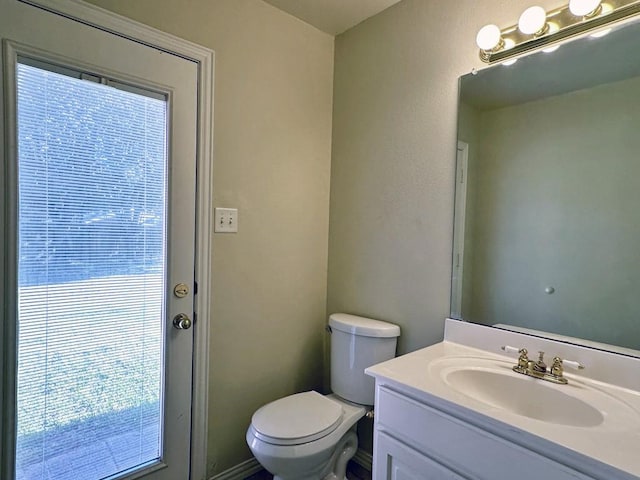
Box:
373 385 599 480
375 431 465 479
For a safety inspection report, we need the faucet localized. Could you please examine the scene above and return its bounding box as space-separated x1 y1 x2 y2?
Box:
502 346 585 385
531 351 547 374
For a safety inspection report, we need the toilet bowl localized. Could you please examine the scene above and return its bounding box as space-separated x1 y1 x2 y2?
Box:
246 392 365 480
246 314 400 480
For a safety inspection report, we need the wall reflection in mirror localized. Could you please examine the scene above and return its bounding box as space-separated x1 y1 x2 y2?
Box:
452 16 640 355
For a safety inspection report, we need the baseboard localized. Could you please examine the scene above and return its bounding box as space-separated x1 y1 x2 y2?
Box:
352 448 373 471
208 457 263 480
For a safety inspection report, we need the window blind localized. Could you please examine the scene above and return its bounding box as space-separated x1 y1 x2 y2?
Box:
15 62 168 480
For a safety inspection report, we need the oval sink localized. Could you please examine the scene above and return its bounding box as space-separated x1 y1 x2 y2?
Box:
443 368 604 427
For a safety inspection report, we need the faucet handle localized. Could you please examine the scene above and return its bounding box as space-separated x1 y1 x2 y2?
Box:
561 358 585 370
551 356 585 378
501 346 530 369
551 356 564 377
517 348 530 369
501 345 524 355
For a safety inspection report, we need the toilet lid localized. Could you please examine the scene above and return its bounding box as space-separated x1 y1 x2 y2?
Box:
251 391 343 445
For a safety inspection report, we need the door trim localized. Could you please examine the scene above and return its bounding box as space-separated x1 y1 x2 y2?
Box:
2 2 214 479
451 141 468 319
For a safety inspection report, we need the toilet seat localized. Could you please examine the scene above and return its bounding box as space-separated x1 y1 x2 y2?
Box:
251 391 343 446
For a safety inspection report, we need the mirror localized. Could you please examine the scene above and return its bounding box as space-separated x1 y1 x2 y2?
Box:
453 17 640 355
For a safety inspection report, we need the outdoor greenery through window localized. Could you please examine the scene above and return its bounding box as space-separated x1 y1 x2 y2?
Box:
16 62 167 480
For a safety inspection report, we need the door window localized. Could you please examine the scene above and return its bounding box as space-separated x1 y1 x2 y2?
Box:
16 61 168 480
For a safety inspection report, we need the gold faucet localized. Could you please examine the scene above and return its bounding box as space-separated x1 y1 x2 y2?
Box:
502 346 585 385
531 351 547 374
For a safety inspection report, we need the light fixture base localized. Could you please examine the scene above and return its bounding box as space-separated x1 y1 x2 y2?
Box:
478 37 506 61
583 4 604 18
533 22 551 36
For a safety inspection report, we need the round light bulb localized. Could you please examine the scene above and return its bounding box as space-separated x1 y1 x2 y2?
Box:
569 0 601 16
502 58 518 66
476 24 502 50
518 6 547 35
543 45 560 53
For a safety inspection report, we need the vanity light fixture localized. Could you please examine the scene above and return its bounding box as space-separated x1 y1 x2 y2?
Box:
476 0 640 63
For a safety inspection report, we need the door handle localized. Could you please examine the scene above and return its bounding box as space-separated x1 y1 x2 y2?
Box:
173 313 192 330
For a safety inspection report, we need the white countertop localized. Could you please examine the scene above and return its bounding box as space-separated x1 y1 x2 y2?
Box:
366 340 640 478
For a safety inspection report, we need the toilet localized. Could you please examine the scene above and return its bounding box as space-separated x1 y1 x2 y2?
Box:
246 313 400 480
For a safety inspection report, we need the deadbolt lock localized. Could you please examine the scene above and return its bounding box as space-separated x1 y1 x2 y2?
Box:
174 283 189 298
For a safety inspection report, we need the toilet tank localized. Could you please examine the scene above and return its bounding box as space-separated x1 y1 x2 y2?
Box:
329 313 400 406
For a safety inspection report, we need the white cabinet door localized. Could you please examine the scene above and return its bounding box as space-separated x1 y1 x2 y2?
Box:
374 432 466 480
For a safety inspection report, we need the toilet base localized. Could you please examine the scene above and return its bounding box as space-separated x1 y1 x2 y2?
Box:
269 430 357 480
322 429 357 480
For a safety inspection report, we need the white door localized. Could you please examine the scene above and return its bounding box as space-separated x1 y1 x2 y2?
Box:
1 1 197 479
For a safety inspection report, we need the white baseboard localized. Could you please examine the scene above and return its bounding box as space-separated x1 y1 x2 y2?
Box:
209 457 263 480
352 448 373 471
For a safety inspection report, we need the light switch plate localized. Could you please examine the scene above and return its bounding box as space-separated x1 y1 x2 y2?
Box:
214 207 238 233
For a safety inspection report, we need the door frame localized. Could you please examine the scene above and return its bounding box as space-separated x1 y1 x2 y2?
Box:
451 141 468 318
0 1 214 479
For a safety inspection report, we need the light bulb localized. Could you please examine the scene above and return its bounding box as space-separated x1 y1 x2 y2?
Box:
543 45 560 53
502 58 518 66
569 0 602 17
476 24 502 51
518 6 547 35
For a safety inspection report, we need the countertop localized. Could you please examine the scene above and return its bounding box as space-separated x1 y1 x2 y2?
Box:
366 341 640 478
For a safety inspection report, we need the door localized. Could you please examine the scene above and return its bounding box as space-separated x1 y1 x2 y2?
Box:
1 1 197 479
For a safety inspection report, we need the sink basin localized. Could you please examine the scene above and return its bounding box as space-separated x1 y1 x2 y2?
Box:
443 368 604 427
426 356 629 428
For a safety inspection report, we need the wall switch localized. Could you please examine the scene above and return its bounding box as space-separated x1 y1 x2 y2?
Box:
214 207 238 233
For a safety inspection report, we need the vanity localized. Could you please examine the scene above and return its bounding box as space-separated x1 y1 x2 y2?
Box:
366 320 640 479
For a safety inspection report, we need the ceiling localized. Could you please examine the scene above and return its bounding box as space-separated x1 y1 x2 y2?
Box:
261 0 403 35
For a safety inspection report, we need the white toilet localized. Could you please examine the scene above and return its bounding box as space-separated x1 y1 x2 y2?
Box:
246 313 400 480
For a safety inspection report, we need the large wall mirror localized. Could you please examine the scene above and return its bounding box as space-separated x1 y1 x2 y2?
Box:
453 16 640 355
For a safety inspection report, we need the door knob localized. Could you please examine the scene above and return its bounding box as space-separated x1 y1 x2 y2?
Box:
173 313 192 330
